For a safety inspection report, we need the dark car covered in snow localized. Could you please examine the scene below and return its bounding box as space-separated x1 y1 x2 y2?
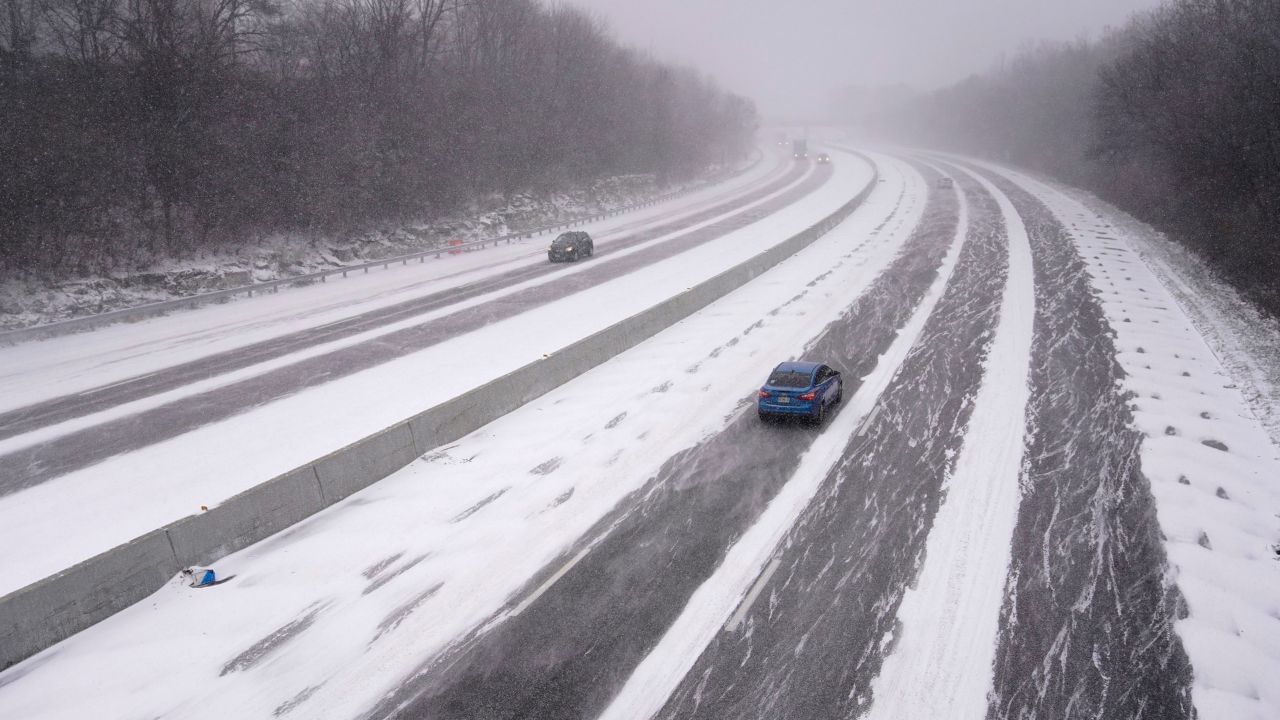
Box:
548 231 594 262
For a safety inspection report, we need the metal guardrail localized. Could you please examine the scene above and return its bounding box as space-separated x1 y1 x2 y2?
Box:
0 150 766 345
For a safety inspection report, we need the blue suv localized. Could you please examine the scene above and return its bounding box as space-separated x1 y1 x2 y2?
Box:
757 361 843 423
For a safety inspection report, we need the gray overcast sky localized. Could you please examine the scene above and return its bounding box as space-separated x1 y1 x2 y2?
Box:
565 0 1165 120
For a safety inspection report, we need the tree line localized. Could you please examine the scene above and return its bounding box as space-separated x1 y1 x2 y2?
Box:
0 0 758 273
858 0 1280 316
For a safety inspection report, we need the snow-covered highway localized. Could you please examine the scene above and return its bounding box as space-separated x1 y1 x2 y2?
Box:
0 146 1277 720
0 160 829 491
0 144 859 594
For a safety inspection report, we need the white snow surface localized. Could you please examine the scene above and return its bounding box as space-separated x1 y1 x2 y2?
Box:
1060 189 1280 447
0 151 914 720
862 162 1034 718
0 147 838 595
988 163 1280 720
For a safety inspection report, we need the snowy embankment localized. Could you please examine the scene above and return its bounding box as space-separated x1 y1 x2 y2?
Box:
0 152 918 720
992 164 1280 720
0 159 757 332
1061 190 1280 447
0 150 844 597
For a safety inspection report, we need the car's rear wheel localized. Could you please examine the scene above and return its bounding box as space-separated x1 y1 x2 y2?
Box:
834 381 842 404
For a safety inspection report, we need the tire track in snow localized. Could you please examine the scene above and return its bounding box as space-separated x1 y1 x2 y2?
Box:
991 163 1280 720
647 163 1008 720
596 158 970 720
974 165 1195 720
859 161 1033 719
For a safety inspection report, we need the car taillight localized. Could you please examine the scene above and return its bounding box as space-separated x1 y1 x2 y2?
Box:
799 391 816 401
758 390 770 399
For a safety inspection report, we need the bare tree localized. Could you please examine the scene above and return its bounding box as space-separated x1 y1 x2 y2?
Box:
1 0 40 67
0 0 757 273
868 0 1280 316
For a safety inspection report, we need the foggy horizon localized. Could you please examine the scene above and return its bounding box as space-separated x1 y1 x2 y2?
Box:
566 0 1167 120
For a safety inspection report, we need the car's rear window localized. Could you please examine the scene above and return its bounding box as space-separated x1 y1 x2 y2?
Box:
767 370 812 388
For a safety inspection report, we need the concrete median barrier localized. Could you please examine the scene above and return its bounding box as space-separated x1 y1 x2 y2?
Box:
315 424 420 504
0 151 876 671
167 466 326 568
0 529 177 668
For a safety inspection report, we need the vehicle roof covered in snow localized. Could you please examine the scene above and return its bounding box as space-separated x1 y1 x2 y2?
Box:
773 361 821 374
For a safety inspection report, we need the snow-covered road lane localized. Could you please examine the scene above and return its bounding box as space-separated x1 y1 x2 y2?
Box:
599 157 971 720
979 164 1198 720
982 163 1280 720
0 157 804 442
859 159 1033 720
0 151 916 720
0 147 791 418
2 163 819 491
649 160 1007 720
0 163 824 495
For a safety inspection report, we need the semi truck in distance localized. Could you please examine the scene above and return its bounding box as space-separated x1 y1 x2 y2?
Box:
792 139 808 160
